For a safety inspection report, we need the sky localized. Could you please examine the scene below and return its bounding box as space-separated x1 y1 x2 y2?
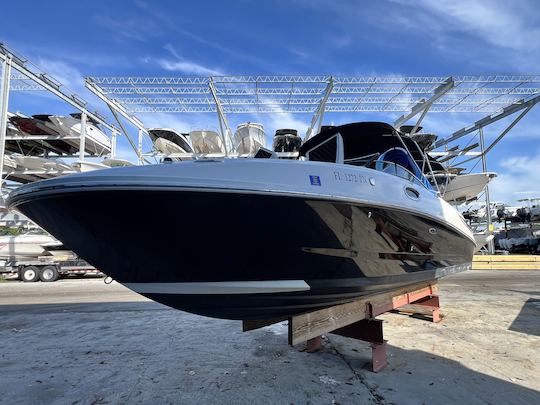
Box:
1 0 540 204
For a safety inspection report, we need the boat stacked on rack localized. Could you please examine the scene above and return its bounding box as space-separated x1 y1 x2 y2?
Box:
436 171 497 204
2 111 114 185
189 130 227 155
233 123 266 156
47 113 111 156
148 128 194 160
7 112 111 157
3 155 74 184
71 159 134 173
7 121 475 321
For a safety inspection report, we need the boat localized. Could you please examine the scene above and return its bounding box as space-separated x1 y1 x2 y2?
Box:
148 128 193 155
189 130 226 154
3 114 77 156
49 113 110 155
476 202 504 221
11 155 50 171
43 159 73 172
437 172 497 204
233 123 266 155
2 155 17 172
154 138 187 155
0 230 62 260
516 198 540 222
496 204 521 222
72 159 134 172
7 122 475 320
495 228 540 254
71 161 109 172
9 116 57 136
102 158 134 168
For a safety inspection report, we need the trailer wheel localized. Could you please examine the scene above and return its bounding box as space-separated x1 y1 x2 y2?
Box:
39 266 59 282
19 266 40 282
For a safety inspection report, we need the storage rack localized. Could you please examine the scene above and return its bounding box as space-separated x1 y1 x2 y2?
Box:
0 43 120 189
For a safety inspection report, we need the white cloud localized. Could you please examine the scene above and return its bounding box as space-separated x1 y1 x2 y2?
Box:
35 58 85 93
489 150 540 204
407 0 540 52
145 44 225 76
157 59 224 76
26 58 110 115
94 14 162 42
288 47 310 59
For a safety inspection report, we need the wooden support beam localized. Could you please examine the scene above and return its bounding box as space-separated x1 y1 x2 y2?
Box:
288 281 437 346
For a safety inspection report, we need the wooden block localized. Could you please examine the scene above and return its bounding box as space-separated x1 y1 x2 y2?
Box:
288 298 369 346
472 263 540 270
473 255 540 262
288 282 436 346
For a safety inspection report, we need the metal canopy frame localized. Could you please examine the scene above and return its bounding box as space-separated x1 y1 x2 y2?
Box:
86 75 540 115
85 74 540 160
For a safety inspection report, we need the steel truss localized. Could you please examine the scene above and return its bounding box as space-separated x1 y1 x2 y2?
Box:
85 74 540 156
86 75 540 116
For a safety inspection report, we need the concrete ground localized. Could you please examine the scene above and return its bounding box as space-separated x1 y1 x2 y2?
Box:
0 270 538 405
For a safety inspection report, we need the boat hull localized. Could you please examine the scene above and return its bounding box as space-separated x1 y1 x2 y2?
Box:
9 182 474 319
443 172 497 203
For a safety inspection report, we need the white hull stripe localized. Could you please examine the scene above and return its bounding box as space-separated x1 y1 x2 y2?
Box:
124 280 311 295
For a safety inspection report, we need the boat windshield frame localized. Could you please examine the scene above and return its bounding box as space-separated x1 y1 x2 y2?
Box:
303 130 434 191
369 160 434 191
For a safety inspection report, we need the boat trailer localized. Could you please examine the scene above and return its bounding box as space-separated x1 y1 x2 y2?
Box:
242 282 441 373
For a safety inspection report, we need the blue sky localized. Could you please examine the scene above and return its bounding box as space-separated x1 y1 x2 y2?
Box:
1 0 540 204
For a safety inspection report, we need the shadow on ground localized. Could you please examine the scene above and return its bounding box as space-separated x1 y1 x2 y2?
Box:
1 301 539 405
508 298 540 336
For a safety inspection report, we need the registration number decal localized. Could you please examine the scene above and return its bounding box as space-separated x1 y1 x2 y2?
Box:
333 171 368 183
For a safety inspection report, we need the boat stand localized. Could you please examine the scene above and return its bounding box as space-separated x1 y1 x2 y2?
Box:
243 282 440 373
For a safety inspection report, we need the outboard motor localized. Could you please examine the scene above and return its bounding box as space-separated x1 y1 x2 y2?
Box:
517 207 531 223
273 129 302 153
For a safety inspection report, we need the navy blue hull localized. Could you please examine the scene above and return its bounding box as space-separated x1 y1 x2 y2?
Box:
9 187 474 319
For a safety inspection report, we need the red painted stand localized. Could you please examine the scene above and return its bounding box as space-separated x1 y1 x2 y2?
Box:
243 283 441 373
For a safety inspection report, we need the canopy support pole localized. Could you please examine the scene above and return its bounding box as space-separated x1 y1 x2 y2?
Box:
209 77 232 156
79 111 87 161
0 55 12 191
479 127 495 254
305 77 334 141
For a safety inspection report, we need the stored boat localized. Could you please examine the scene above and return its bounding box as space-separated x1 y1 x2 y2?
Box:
148 128 193 155
7 122 475 320
437 172 497 204
0 230 62 260
49 113 110 155
233 123 266 155
72 159 133 172
189 130 226 154
71 161 109 172
101 158 134 168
